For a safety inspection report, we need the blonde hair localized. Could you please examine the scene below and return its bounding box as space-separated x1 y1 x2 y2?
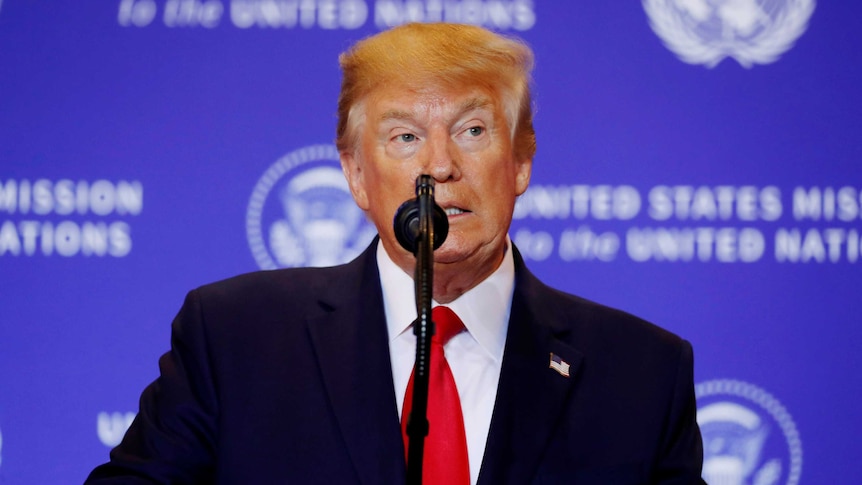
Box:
336 23 536 162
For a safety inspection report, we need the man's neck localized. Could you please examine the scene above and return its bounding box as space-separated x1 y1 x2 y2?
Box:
380 240 508 304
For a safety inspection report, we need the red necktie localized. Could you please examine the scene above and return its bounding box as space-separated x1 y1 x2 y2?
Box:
401 306 470 484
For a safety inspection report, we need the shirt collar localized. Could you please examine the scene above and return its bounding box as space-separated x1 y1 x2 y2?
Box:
377 238 513 363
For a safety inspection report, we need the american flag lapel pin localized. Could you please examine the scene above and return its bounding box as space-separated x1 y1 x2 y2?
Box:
549 352 570 378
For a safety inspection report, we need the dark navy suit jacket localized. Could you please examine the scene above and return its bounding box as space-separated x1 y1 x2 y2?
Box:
87 242 704 484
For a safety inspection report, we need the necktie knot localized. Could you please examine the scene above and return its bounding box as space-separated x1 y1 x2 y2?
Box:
432 306 465 345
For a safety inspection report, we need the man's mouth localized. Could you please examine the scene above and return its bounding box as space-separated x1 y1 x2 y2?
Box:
444 207 467 217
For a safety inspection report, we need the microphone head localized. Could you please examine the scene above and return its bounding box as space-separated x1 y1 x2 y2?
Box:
393 198 449 254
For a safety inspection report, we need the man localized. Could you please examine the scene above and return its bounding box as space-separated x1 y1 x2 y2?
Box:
87 23 704 484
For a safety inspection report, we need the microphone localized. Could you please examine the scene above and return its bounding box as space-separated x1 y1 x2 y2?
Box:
393 175 449 254
397 174 448 483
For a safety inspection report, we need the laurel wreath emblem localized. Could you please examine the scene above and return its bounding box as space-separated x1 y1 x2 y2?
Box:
643 0 816 68
696 379 803 485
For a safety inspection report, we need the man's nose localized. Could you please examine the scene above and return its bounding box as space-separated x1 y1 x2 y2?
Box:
423 131 461 183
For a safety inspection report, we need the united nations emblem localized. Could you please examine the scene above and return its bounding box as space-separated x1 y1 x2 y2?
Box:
696 379 802 485
246 145 377 270
642 0 816 68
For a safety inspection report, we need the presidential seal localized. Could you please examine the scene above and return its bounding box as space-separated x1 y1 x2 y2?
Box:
246 145 377 270
643 0 816 68
696 379 802 485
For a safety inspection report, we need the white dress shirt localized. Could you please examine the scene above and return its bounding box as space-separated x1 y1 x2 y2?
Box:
377 240 514 485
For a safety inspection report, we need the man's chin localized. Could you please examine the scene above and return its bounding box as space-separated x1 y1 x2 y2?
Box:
431 240 486 267
429 236 468 262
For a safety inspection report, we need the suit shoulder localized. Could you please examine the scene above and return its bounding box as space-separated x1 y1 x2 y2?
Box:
512 246 686 350
183 262 356 318
195 265 334 298
531 279 687 352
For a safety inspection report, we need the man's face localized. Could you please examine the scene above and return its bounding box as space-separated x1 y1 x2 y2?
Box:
341 82 532 283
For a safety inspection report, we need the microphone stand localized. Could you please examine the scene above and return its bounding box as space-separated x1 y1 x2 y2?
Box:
405 175 436 485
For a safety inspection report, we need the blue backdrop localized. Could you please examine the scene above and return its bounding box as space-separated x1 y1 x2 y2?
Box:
1 1 859 483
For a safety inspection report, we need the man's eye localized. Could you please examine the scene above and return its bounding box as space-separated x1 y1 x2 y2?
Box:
467 126 484 136
397 133 416 142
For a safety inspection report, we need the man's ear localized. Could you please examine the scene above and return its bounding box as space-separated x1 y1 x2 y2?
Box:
514 156 532 196
340 151 370 210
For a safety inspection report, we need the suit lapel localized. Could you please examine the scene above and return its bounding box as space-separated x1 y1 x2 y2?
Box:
306 244 406 485
478 253 584 485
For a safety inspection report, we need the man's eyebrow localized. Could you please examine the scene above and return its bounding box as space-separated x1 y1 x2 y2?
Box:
459 97 493 114
380 109 414 122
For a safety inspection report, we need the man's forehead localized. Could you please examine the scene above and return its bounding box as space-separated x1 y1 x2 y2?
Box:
381 97 493 118
369 86 500 122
